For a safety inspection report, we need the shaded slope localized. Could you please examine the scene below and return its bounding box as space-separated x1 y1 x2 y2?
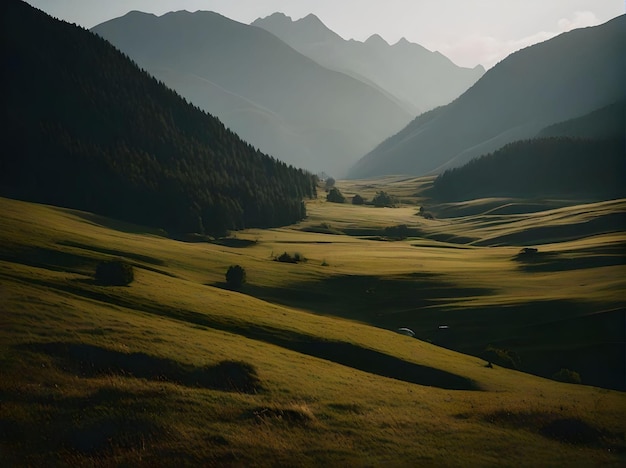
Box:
0 0 316 235
253 12 484 115
431 137 626 201
349 15 626 178
537 100 626 139
92 10 412 177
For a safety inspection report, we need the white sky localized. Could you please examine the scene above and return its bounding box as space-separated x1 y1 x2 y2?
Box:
25 0 624 69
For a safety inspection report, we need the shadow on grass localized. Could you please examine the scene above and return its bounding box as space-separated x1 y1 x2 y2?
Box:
211 238 257 248
19 342 262 394
0 385 169 458
284 338 480 391
70 211 167 237
513 248 626 272
11 270 478 391
482 411 625 452
233 273 494 325
0 247 94 274
475 212 626 246
58 240 166 266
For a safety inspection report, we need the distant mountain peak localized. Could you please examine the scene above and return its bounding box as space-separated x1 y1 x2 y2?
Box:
298 13 323 24
122 10 157 19
365 33 388 46
253 10 343 44
258 11 292 22
395 37 410 46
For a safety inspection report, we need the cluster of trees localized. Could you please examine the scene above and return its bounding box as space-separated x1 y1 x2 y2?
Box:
431 137 625 201
326 189 397 207
1 1 317 235
371 191 398 207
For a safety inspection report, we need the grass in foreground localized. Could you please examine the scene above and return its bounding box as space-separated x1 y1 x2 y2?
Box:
1 192 625 466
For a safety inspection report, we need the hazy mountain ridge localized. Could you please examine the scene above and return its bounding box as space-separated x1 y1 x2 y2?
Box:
349 15 626 179
252 12 485 115
92 10 413 177
537 100 625 139
1 0 316 235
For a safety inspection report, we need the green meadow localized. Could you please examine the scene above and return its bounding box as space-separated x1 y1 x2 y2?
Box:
1 177 625 466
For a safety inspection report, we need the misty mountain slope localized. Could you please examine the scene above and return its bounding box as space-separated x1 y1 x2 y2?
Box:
537 100 625 139
349 15 626 179
144 67 320 170
431 137 626 201
252 12 484 115
92 10 412 176
1 0 316 235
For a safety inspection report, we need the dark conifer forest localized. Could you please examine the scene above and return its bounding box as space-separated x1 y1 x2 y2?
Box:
431 137 625 201
1 0 317 235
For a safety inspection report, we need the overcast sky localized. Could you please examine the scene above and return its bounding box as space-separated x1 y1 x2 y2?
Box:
25 0 624 69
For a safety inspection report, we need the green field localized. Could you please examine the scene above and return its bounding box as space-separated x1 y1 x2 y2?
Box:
1 178 625 466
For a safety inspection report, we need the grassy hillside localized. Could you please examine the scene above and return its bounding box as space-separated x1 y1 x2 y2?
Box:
1 187 625 465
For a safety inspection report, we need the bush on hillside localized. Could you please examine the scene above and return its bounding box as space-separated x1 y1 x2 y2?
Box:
552 368 582 384
352 194 365 205
275 252 306 264
326 187 345 203
225 265 246 288
482 345 521 370
384 224 411 240
95 260 134 286
372 191 397 207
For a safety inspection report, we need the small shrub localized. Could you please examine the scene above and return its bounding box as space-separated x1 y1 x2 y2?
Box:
552 368 582 384
326 187 345 203
95 260 134 286
324 177 336 190
384 224 410 240
225 265 246 288
482 345 521 370
352 194 365 205
372 191 397 207
275 252 306 264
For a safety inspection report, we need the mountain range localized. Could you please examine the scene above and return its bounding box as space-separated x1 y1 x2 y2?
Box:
349 15 626 179
252 12 485 115
92 11 417 177
92 11 484 177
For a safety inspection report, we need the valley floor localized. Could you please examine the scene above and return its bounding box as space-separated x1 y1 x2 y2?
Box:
1 179 625 466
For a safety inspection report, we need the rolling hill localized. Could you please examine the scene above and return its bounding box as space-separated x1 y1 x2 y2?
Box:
1 0 316 236
92 10 413 177
349 15 626 178
252 12 485 115
2 187 625 464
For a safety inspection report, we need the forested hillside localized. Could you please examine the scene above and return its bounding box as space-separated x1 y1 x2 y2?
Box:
1 0 316 235
537 100 625 140
431 137 625 201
